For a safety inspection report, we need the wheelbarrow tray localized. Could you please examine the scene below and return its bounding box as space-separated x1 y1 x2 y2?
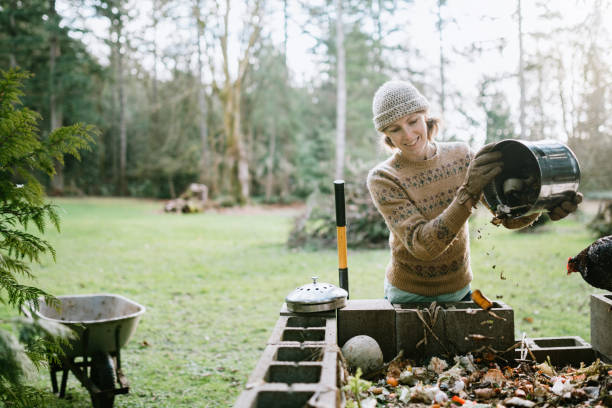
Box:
33 293 145 357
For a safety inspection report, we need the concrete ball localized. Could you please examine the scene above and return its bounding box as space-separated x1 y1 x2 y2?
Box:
341 335 383 375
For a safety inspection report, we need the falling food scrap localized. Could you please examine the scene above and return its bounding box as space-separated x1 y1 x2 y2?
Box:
523 316 534 323
471 289 493 310
500 271 506 280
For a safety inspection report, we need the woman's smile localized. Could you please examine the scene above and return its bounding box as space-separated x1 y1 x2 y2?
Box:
383 112 431 160
403 136 421 147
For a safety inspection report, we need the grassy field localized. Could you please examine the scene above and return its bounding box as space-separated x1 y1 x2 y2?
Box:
0 198 605 407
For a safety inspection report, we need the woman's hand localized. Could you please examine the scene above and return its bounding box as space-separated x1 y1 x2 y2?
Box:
548 192 583 221
457 143 504 206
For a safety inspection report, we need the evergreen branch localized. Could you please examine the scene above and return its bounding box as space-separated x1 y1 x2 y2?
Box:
46 123 97 164
0 254 29 276
0 229 55 263
0 379 44 407
0 202 61 233
0 272 50 311
0 109 42 166
17 316 73 368
7 169 45 206
0 69 31 113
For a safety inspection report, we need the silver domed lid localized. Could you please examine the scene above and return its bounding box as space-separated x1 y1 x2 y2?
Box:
285 276 348 313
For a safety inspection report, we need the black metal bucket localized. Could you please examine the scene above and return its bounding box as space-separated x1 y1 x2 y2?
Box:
483 139 581 219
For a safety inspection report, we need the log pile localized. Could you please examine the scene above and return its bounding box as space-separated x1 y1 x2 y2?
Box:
164 183 209 213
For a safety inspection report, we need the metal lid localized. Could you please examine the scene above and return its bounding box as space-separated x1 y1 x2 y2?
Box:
285 277 348 313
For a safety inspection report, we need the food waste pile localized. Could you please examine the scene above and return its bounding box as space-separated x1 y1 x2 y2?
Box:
342 352 612 408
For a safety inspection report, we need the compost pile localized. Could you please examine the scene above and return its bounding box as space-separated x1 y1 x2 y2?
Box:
342 352 612 408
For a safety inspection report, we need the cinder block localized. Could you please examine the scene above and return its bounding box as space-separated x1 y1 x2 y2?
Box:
268 315 336 346
236 346 341 407
338 299 396 362
591 294 612 361
234 384 339 408
516 336 596 366
395 301 514 361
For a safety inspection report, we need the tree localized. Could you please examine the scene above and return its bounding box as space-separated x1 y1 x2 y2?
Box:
209 0 264 204
0 68 96 406
478 77 516 144
193 0 211 187
93 0 131 195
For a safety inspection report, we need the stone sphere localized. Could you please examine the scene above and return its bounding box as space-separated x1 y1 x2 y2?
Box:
341 335 383 375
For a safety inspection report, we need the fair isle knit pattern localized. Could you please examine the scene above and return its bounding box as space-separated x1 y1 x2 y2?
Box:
367 141 474 297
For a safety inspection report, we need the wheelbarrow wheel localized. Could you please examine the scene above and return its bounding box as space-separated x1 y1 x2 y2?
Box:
90 352 116 408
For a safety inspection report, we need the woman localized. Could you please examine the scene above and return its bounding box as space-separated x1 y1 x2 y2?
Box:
366 80 580 303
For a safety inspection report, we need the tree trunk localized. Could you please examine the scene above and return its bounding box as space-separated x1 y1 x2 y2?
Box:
8 6 17 68
195 2 209 185
214 0 262 204
335 0 346 181
517 0 526 138
437 0 446 115
556 57 572 141
168 174 175 198
49 0 64 193
118 45 127 195
283 0 288 66
232 84 249 203
265 119 276 201
535 45 545 140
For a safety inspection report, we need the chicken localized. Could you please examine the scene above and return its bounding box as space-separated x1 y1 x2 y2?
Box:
567 235 612 291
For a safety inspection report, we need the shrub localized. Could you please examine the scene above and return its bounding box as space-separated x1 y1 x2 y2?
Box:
288 164 388 250
587 200 612 238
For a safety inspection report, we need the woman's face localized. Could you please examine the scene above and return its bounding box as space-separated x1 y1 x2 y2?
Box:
383 111 429 160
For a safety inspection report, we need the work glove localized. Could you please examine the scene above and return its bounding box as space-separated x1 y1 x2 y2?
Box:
457 143 504 206
548 191 583 221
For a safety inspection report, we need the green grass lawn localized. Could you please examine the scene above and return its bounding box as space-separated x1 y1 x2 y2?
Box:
0 198 605 407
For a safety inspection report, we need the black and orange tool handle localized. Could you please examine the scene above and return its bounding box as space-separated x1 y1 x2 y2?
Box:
334 180 349 298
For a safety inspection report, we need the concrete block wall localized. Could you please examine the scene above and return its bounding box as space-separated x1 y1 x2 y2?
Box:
516 336 597 366
394 301 514 359
234 307 341 408
591 294 612 362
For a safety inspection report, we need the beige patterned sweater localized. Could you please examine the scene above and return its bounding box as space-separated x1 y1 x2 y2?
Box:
367 141 538 296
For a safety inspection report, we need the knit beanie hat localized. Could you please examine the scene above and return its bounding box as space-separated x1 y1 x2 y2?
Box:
372 80 430 132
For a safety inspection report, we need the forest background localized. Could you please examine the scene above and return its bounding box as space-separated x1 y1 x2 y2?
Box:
2 0 611 205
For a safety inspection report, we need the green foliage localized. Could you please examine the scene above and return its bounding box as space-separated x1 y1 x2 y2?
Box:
342 368 372 408
288 164 388 250
0 68 95 407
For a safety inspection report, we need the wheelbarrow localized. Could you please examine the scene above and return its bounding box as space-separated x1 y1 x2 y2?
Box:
29 294 146 408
